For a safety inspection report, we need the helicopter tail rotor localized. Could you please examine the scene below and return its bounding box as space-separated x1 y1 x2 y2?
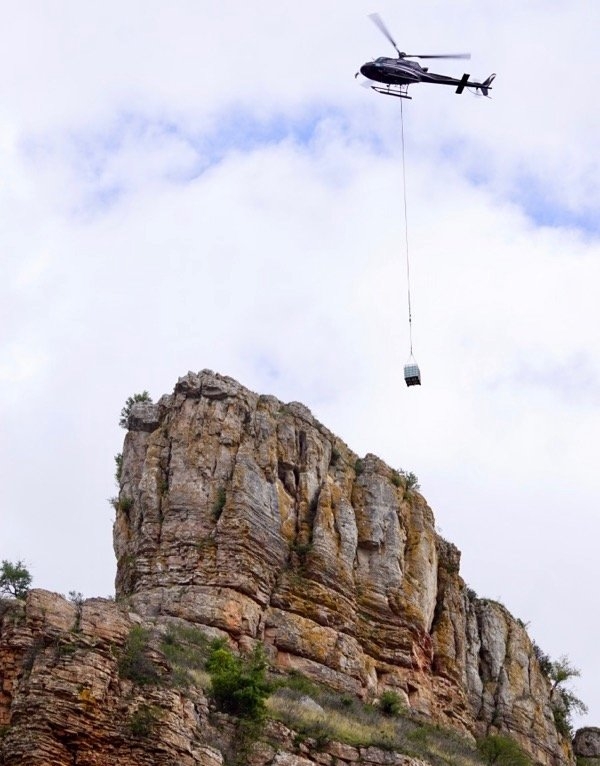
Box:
477 73 496 97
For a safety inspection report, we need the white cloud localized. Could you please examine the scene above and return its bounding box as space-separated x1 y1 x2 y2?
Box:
1 0 598 730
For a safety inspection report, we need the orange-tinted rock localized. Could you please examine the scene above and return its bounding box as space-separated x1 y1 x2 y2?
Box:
110 370 572 765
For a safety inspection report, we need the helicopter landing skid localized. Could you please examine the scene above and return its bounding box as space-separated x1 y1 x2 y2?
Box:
371 84 412 99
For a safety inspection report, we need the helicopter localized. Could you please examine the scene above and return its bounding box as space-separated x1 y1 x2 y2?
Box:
356 13 495 99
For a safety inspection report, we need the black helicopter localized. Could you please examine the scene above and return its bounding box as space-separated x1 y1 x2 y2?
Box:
356 14 495 99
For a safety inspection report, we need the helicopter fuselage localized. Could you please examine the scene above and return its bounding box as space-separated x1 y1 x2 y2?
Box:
361 57 465 88
358 56 495 98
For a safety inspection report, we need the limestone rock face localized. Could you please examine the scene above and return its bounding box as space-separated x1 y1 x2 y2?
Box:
0 590 219 765
2 590 439 766
110 370 570 766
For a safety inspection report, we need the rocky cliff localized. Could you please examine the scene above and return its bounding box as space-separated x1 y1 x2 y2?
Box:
113 370 569 765
0 370 576 765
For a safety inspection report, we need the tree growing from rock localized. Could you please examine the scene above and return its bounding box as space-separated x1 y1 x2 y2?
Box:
548 656 588 737
119 391 152 428
0 560 32 599
206 640 271 721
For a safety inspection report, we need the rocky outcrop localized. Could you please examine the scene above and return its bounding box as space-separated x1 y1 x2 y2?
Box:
0 590 454 765
574 728 600 759
108 369 570 766
0 590 215 765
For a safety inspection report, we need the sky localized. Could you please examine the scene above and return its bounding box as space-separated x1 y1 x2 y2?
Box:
1 0 598 730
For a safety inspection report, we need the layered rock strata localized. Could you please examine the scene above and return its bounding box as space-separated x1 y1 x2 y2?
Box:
2 590 433 766
110 369 570 766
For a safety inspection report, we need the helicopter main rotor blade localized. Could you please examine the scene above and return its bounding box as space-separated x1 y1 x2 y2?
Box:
368 13 402 56
406 53 471 60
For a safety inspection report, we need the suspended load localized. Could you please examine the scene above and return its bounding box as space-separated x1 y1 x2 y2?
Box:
404 360 421 387
398 99 421 388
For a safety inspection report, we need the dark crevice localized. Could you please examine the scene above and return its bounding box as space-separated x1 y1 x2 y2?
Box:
298 430 307 465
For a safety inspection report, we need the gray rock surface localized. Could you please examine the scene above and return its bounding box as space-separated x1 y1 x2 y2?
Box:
574 728 600 758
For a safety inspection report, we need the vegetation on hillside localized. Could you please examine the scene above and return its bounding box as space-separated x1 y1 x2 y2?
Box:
0 560 32 599
533 642 588 737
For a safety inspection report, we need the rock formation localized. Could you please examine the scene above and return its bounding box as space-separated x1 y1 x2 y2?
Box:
0 370 579 765
574 728 600 759
113 370 569 764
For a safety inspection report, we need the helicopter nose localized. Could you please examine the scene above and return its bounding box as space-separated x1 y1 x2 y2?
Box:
360 62 378 79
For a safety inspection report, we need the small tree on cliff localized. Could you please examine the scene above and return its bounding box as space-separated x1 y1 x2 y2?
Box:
119 391 152 428
547 655 588 737
0 560 32 599
206 640 271 721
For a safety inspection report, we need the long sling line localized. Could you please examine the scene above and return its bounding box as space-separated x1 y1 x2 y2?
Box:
400 97 414 357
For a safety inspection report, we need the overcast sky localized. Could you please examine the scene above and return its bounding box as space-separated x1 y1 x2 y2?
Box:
1 0 598 729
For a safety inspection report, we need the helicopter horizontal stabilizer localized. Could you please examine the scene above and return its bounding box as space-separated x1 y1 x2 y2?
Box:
455 73 470 94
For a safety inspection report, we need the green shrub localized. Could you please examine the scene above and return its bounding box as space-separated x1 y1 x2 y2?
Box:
160 624 210 688
477 735 531 766
379 690 404 716
119 391 152 429
330 446 341 465
53 637 78 659
119 496 134 513
340 694 354 708
68 591 84 632
114 453 123 483
128 704 158 737
281 670 320 697
212 487 226 521
388 469 420 493
532 652 589 737
354 459 365 476
552 706 571 738
68 590 84 607
110 496 134 513
118 626 161 686
405 471 420 491
408 726 429 744
206 641 271 721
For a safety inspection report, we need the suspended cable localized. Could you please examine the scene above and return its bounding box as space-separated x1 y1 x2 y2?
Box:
400 99 421 387
400 98 413 355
